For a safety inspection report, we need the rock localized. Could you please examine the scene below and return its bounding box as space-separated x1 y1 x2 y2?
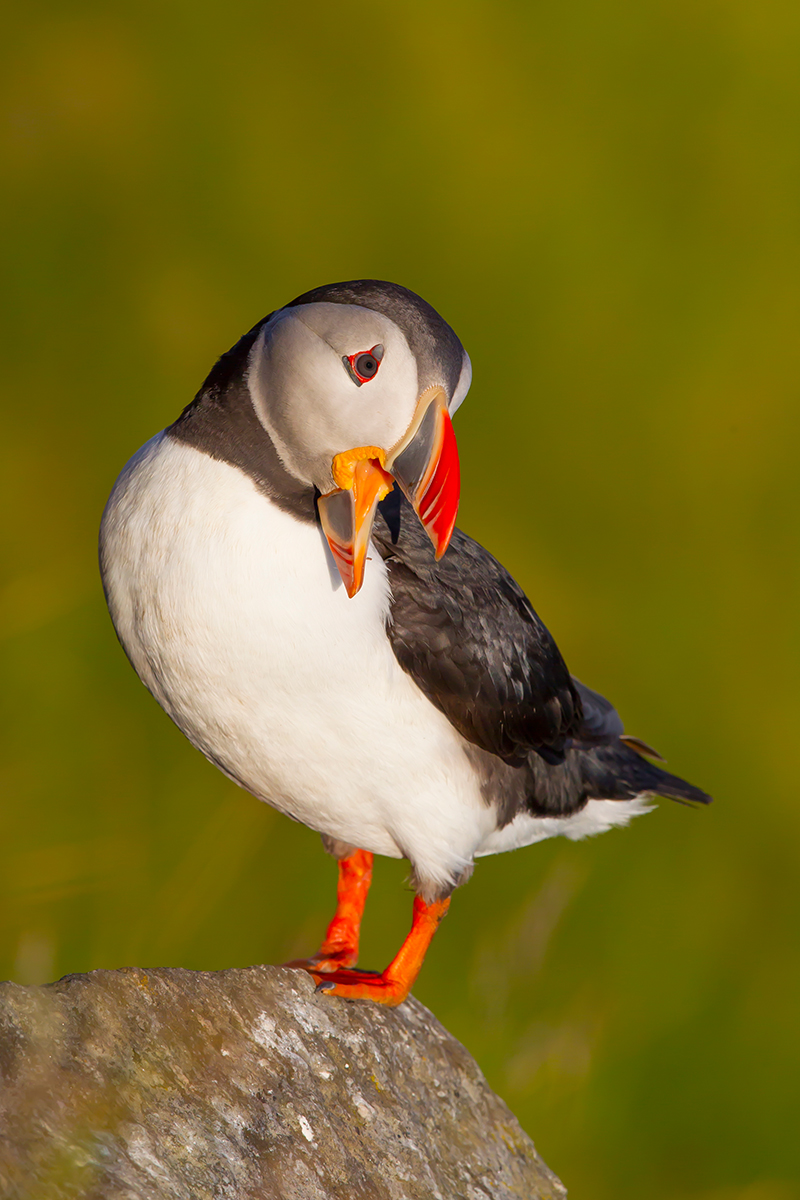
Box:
0 965 566 1199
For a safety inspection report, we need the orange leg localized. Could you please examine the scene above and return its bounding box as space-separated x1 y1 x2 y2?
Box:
310 894 450 1007
286 849 373 973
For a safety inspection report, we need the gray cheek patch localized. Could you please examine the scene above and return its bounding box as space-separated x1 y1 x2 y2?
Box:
285 281 465 399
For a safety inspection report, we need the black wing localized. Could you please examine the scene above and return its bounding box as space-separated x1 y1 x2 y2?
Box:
373 491 582 764
373 492 712 813
570 678 624 740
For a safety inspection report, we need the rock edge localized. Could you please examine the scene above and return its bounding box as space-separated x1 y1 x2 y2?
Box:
0 964 566 1199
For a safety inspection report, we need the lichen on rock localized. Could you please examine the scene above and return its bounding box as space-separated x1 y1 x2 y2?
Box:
0 964 566 1199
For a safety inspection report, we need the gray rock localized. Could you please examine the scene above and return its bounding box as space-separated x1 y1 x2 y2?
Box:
0 965 566 1199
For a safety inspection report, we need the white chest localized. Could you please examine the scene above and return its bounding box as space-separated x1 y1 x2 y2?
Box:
99 434 494 893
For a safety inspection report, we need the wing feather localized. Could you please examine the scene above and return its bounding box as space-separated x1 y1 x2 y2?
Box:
373 492 582 763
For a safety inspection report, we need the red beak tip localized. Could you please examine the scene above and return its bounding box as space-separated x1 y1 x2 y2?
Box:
434 530 455 560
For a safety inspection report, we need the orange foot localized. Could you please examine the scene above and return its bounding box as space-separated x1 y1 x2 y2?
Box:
284 946 362 973
311 895 450 1007
285 848 373 973
310 965 415 1006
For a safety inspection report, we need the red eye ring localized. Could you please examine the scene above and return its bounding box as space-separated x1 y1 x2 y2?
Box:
343 344 384 386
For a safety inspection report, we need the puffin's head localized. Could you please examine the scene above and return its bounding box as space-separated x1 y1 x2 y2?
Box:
247 280 471 596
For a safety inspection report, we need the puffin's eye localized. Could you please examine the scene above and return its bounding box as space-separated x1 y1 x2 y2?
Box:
356 353 377 378
343 344 385 386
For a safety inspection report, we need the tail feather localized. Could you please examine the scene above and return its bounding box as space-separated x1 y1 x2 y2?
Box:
581 738 712 806
570 679 710 806
525 736 712 817
619 734 666 763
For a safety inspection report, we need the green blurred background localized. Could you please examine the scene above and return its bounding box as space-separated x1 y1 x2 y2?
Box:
2 1 799 1196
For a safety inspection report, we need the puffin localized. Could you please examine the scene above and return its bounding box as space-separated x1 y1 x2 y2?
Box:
99 279 710 1006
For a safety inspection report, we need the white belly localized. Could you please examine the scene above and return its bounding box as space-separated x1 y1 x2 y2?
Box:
99 433 497 894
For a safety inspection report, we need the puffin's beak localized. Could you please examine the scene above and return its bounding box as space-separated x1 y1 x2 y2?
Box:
317 451 395 598
317 387 460 597
385 387 461 561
